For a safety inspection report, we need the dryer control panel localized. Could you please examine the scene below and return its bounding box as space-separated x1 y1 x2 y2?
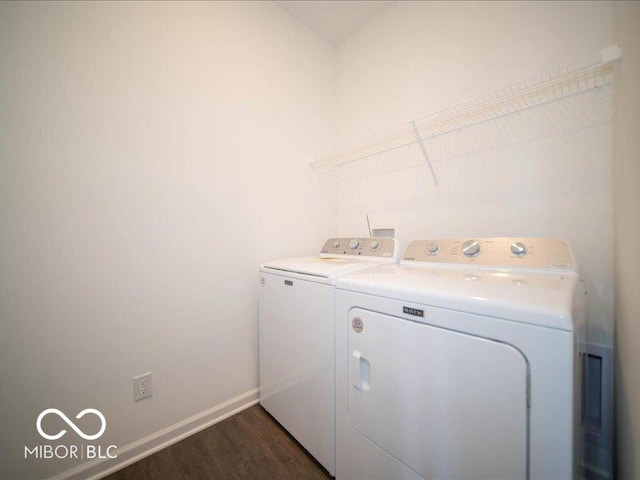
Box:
402 237 575 270
321 237 397 258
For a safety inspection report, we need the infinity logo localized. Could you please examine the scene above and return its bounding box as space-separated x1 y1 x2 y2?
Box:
36 408 106 441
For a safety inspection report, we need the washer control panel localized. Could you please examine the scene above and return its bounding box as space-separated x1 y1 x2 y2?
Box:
402 237 575 270
321 237 396 257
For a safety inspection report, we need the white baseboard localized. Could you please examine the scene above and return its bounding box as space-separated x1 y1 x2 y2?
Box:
51 388 260 480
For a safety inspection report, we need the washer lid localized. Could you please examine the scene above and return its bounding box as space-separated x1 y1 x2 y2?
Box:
261 256 392 280
336 264 583 331
260 237 401 281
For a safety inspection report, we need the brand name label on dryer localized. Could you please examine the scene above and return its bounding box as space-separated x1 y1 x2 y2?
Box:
403 306 424 317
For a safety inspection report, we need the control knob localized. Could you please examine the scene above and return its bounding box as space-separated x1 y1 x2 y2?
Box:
349 239 360 250
370 240 379 250
333 240 342 249
462 239 480 258
427 243 439 254
511 241 528 256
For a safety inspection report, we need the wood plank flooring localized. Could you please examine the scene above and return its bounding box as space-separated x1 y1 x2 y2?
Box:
103 405 332 480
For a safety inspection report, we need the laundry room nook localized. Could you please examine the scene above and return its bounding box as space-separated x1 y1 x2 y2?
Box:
0 2 638 480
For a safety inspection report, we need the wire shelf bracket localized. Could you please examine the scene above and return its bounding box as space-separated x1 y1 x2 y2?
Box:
410 120 438 187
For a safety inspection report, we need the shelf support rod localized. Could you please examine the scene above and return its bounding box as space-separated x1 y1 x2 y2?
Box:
410 120 438 187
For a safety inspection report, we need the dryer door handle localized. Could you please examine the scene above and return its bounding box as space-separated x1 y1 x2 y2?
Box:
351 350 371 391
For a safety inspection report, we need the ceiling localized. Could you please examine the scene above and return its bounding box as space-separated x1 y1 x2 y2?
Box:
275 1 395 46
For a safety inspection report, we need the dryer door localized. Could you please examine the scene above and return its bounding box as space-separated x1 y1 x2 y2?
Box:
347 308 529 480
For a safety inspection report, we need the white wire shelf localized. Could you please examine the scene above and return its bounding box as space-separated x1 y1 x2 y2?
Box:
310 45 621 186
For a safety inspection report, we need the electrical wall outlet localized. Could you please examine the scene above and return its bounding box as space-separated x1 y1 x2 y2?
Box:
133 372 152 401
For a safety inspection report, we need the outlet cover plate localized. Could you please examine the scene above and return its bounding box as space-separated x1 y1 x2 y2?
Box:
133 372 152 401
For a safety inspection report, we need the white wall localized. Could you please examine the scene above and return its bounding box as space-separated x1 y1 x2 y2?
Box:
613 2 640 478
337 1 612 139
334 1 614 348
0 1 627 478
0 2 335 478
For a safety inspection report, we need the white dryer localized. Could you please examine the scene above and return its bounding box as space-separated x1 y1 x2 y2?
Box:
335 237 586 480
259 237 401 476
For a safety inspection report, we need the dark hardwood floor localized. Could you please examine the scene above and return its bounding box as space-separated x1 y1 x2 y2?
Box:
103 405 332 480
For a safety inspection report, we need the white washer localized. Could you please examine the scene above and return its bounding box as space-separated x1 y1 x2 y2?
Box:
259 237 401 476
335 237 586 480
